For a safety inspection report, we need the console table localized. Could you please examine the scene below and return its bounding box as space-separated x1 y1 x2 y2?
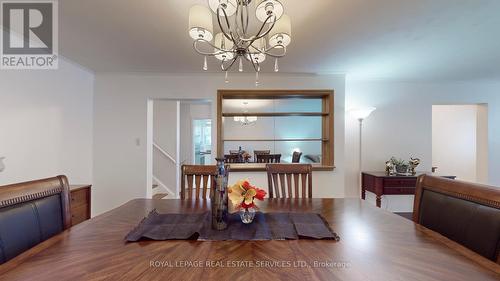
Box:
361 172 456 208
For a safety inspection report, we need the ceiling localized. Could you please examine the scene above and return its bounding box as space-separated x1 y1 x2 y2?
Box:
59 0 500 81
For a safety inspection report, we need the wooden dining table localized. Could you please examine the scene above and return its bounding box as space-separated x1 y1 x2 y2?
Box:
1 198 499 281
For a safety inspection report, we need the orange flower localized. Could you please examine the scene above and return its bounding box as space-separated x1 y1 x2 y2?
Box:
228 179 266 209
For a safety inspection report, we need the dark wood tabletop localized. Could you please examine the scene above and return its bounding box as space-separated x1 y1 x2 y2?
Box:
1 198 499 281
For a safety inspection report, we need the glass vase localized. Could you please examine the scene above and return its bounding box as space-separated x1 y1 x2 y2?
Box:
239 207 256 224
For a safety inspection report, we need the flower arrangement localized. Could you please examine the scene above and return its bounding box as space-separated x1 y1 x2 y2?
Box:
228 179 266 210
241 152 252 163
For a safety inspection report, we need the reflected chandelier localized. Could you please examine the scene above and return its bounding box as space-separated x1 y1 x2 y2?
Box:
188 0 292 85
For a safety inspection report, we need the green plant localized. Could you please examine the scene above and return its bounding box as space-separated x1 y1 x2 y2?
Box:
389 157 407 167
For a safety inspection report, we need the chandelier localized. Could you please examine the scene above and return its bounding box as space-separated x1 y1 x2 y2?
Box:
234 101 257 125
188 0 292 85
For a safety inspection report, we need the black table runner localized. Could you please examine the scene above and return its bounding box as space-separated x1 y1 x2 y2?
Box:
125 210 340 242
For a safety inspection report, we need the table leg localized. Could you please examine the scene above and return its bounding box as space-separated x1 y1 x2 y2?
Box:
361 173 366 200
374 178 384 208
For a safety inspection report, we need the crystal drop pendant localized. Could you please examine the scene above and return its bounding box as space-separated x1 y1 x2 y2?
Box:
274 58 279 72
255 72 260 86
203 56 208 71
239 57 243 72
225 71 229 83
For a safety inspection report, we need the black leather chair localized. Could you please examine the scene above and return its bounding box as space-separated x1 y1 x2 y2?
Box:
0 175 72 264
413 175 500 264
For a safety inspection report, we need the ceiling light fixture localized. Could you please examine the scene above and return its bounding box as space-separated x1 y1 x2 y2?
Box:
188 0 291 85
233 101 258 125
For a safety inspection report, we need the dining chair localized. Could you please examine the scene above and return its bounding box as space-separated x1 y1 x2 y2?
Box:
254 150 270 161
0 175 72 264
413 175 500 263
292 151 303 163
180 165 218 199
266 164 312 198
224 154 242 163
256 154 281 163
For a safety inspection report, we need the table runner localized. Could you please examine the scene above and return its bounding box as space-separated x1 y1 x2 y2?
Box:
125 209 340 242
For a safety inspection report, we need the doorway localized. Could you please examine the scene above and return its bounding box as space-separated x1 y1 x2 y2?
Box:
146 99 213 199
193 119 212 165
432 104 488 183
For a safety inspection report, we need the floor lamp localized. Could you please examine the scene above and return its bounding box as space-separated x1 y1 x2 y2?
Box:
348 107 376 198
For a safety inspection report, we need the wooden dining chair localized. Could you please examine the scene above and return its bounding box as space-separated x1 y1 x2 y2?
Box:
180 165 218 200
256 154 281 163
292 151 303 163
413 175 500 264
266 164 312 198
254 150 270 161
224 154 242 163
0 175 72 264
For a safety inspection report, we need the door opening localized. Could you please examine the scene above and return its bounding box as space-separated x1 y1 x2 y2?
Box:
147 99 212 199
193 119 212 165
432 104 488 183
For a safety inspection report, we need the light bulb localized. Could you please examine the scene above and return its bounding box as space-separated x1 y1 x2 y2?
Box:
239 57 243 72
225 71 229 83
255 72 260 86
274 58 279 72
203 56 208 71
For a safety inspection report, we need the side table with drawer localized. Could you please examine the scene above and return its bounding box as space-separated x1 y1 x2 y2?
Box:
361 172 455 208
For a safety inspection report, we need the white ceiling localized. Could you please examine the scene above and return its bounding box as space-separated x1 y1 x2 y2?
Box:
59 0 500 80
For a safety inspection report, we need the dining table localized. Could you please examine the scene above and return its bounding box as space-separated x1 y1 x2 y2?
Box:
0 198 499 281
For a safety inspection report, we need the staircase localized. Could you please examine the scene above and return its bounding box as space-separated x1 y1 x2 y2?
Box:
152 142 178 199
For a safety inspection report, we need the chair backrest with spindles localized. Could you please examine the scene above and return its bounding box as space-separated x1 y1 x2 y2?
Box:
266 164 313 198
224 154 242 163
256 154 281 163
180 165 218 200
254 150 270 160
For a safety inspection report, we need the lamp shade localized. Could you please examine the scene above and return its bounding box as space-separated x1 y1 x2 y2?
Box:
208 0 237 17
189 5 213 41
256 0 284 22
246 38 266 63
348 107 377 120
269 14 291 47
214 33 234 61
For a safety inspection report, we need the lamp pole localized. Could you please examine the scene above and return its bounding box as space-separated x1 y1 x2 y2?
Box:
347 107 376 200
358 118 364 199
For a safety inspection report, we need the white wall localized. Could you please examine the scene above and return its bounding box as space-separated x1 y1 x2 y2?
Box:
476 104 489 184
0 59 94 185
345 79 500 211
432 105 480 182
93 73 345 215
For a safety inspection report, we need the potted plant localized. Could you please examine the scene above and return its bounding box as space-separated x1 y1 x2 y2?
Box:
389 157 409 174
